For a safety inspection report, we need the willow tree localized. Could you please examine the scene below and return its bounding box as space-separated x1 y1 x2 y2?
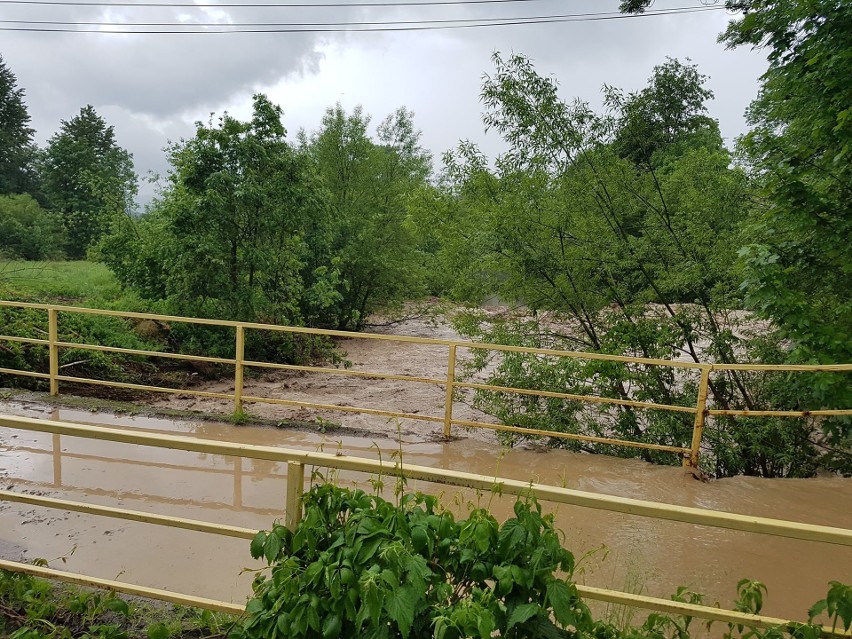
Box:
419 54 833 477
304 104 431 329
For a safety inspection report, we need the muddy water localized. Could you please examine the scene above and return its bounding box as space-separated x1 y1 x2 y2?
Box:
1 399 850 625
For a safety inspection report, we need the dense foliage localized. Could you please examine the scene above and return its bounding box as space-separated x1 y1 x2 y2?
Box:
235 483 852 639
611 0 852 472
721 0 852 374
0 195 66 260
238 484 586 639
39 106 136 259
302 105 431 329
99 95 334 327
410 55 847 477
94 97 432 359
0 54 37 196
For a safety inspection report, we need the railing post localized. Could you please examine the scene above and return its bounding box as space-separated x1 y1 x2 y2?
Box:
285 462 305 531
686 366 711 468
234 325 244 415
443 344 457 439
233 456 243 509
48 308 59 396
52 433 62 487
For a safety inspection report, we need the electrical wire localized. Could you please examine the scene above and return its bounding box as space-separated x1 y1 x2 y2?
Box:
0 6 726 33
0 6 724 29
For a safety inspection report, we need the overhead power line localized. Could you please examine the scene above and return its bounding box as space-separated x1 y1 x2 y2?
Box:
0 6 724 28
0 5 727 33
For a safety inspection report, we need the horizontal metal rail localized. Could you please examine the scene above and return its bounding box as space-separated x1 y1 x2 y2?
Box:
0 334 49 345
2 299 851 466
0 366 50 379
451 417 691 453
0 559 247 615
1 415 849 546
574 585 848 636
55 341 237 365
0 490 258 539
708 408 852 417
713 363 852 372
454 380 697 413
55 374 235 399
0 558 846 637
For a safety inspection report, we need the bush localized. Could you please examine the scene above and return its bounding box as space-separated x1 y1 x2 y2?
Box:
0 305 168 391
235 484 852 639
0 194 67 260
451 310 850 478
235 484 589 639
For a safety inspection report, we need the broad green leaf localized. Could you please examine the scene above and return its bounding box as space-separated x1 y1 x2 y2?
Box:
507 603 539 630
385 584 418 638
263 532 283 563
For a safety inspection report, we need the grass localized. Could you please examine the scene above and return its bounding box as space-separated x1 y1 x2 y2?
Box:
0 260 180 395
0 260 121 303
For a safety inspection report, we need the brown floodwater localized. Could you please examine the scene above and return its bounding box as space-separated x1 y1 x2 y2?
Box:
0 399 850 627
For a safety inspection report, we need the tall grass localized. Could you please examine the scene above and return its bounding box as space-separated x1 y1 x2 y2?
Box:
0 260 121 302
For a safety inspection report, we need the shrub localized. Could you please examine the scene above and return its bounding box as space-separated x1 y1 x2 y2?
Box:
234 484 852 639
234 484 590 639
0 194 67 260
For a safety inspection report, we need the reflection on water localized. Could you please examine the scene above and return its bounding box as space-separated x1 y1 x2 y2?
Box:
0 400 850 620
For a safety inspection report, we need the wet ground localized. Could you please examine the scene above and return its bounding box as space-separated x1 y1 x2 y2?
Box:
1 399 850 625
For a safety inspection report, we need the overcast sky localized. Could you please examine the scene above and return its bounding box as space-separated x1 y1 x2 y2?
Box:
2 0 768 203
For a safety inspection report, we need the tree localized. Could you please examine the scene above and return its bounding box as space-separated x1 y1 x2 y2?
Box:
619 0 851 468
0 54 37 196
40 105 136 258
723 1 852 368
610 58 721 167
619 3 851 351
305 104 431 329
99 94 339 334
419 53 838 477
0 194 66 260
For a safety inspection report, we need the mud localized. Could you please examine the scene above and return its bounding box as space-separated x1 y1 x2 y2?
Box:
150 311 501 442
1 399 850 626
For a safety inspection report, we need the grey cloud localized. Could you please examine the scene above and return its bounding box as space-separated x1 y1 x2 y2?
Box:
3 2 370 121
2 0 769 206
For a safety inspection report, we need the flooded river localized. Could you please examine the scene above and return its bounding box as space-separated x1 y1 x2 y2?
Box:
1 399 850 626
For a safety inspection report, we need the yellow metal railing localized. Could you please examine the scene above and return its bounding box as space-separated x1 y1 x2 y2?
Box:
1 300 851 468
0 413 850 635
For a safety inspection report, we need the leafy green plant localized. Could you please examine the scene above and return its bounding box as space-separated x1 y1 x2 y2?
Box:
235 484 852 639
233 483 591 639
809 582 852 636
